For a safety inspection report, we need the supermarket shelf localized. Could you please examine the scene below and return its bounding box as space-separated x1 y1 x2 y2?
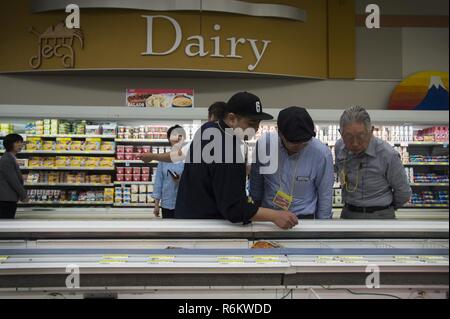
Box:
20 151 115 155
115 139 170 143
19 201 114 206
24 183 114 187
114 160 145 164
1 105 448 124
396 141 449 146
404 163 449 166
113 203 154 207
410 183 449 187
24 134 116 139
114 182 153 185
405 204 449 208
21 167 115 171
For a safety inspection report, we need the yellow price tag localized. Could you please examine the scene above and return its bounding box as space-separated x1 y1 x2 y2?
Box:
315 256 336 264
253 256 281 263
99 255 129 264
418 256 447 263
338 256 367 264
0 256 8 263
394 256 417 264
217 256 244 264
148 255 175 263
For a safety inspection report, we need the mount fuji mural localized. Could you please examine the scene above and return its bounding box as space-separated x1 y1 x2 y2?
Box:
389 72 449 111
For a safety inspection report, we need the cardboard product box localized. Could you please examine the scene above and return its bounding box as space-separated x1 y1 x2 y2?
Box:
139 194 147 203
131 185 139 194
139 184 147 194
104 188 115 202
131 194 139 203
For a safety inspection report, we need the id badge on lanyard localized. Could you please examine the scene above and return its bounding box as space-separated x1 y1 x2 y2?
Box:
273 190 293 211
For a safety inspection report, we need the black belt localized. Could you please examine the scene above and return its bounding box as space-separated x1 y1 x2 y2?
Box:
345 204 393 213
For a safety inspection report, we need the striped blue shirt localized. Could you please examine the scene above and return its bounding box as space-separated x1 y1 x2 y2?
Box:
250 133 334 219
152 161 185 210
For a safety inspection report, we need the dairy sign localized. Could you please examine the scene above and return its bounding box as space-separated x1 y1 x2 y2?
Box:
142 15 271 72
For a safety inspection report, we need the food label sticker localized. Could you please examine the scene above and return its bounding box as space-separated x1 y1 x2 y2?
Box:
394 256 417 263
148 255 175 263
418 256 447 263
338 256 367 263
315 256 336 264
218 256 244 264
0 256 8 263
253 256 282 263
272 190 293 211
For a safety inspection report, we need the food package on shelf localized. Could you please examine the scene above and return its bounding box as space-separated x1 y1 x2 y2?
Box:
104 188 115 202
55 156 68 167
84 157 100 168
139 184 147 194
99 157 114 168
131 194 139 203
69 156 83 167
89 175 101 184
43 157 55 167
131 185 139 194
56 138 72 151
85 138 101 151
70 140 84 151
73 121 86 135
139 194 147 203
86 125 102 136
100 175 112 184
26 172 40 184
26 138 42 151
101 123 117 136
48 172 60 184
100 141 115 152
42 140 55 151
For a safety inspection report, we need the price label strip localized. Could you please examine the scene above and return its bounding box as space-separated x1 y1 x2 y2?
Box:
337 256 368 264
0 256 8 264
99 255 129 264
148 255 175 264
315 256 337 264
394 256 419 264
217 256 245 264
418 256 448 264
253 256 282 264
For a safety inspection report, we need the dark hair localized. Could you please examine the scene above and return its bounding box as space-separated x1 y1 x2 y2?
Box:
3 134 24 152
208 102 227 121
167 125 186 141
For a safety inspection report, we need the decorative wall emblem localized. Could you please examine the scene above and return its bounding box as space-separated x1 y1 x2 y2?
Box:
29 22 84 69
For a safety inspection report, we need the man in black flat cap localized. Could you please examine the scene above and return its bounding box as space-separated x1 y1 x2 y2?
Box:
250 107 334 219
174 92 299 229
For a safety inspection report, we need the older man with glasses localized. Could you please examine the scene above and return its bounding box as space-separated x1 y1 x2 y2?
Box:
335 106 412 219
250 107 334 220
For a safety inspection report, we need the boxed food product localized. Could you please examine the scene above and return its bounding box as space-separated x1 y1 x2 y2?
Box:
139 194 147 203
133 167 141 175
42 141 55 151
26 138 42 151
43 157 55 167
85 157 100 167
141 174 150 182
116 174 125 181
125 167 133 175
117 145 125 153
101 123 117 136
117 153 125 160
117 167 125 174
85 138 101 151
125 153 134 160
125 146 134 154
100 175 112 184
125 174 133 182
70 140 84 151
100 141 115 152
131 185 139 194
133 174 141 182
104 188 115 202
131 194 139 203
56 138 72 151
139 185 147 194
70 156 83 167
55 156 68 167
86 125 102 136
99 157 114 168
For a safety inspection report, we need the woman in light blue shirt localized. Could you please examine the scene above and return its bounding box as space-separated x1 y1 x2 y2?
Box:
152 125 185 219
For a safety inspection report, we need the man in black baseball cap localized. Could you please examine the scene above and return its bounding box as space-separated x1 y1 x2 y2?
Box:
175 92 298 230
250 106 334 220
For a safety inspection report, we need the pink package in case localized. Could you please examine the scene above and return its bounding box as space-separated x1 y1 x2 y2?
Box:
133 174 141 182
125 167 133 175
125 146 134 153
141 174 150 181
116 174 125 182
141 167 150 174
125 153 134 160
133 167 141 174
117 153 125 160
117 146 125 153
142 146 151 153
117 167 125 174
136 147 143 154
134 153 143 160
125 174 133 182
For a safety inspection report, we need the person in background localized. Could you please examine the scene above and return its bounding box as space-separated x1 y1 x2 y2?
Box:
152 125 186 219
0 134 29 219
175 92 299 230
251 107 334 219
142 102 226 164
335 106 412 219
